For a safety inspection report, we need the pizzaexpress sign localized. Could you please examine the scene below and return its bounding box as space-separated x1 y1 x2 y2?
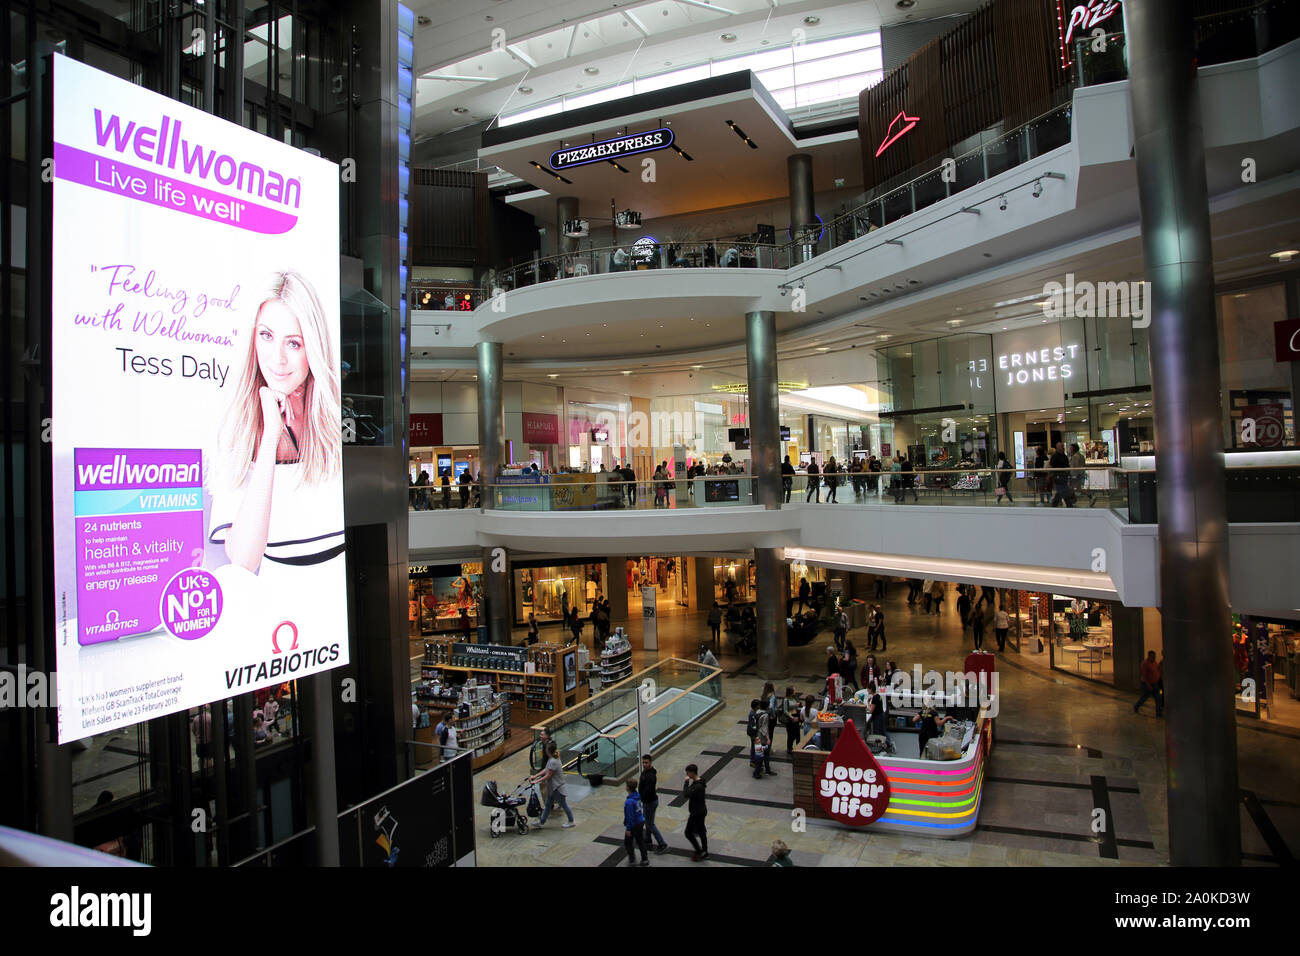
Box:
549 129 674 170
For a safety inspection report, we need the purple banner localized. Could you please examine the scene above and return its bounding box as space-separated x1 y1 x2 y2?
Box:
54 142 299 235
75 448 202 491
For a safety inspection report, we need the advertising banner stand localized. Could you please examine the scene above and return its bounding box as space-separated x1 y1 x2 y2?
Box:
641 586 658 650
49 55 347 742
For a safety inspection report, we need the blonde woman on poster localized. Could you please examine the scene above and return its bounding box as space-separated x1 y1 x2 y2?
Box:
206 271 346 637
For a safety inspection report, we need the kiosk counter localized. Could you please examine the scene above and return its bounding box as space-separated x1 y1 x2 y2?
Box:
791 693 995 838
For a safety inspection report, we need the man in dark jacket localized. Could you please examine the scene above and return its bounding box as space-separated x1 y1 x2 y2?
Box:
1049 442 1073 507
781 455 796 503
804 459 820 502
683 764 708 861
639 754 669 853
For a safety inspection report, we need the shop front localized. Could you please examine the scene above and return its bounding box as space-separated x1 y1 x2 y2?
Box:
513 559 608 626
408 562 483 638
626 556 690 610
713 557 755 605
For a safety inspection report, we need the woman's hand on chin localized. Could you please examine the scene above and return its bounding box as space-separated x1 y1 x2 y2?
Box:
259 386 285 448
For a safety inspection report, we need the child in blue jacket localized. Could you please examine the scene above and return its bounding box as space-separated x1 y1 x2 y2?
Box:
623 779 650 866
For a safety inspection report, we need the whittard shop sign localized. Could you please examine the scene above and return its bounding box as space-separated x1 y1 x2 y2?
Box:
550 129 674 170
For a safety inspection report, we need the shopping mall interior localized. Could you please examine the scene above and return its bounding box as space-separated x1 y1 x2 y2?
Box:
2 0 1299 878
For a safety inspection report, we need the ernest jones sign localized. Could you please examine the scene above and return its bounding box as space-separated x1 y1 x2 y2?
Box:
1274 318 1300 363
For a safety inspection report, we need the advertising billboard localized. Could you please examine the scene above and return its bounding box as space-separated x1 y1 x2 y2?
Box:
50 55 347 742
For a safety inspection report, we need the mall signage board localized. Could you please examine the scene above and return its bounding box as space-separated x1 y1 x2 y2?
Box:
522 412 559 444
1274 318 1300 362
410 413 443 445
50 55 347 742
549 128 673 171
991 321 1085 414
1057 1 1123 68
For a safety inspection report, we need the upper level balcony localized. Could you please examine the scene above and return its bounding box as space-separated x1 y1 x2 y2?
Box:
408 464 1300 617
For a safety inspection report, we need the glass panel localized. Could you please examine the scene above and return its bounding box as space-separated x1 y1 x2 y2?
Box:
341 287 392 445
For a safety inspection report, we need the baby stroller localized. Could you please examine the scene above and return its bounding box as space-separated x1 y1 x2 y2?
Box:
479 779 537 837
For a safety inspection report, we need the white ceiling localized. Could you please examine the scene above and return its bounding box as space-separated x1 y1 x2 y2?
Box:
406 0 984 138
480 85 862 220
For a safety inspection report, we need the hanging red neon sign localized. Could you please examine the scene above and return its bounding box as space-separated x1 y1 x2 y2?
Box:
875 111 920 158
1057 1 1122 68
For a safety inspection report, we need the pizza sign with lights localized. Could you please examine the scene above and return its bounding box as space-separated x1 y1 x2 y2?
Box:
1058 1 1123 67
817 719 891 826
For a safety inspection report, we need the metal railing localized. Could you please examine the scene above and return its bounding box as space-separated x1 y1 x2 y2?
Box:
407 463 1300 523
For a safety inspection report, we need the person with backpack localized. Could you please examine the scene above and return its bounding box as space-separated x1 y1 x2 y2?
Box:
746 699 762 762
623 779 651 866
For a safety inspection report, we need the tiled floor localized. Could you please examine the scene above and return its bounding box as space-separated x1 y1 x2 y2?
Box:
470 582 1300 867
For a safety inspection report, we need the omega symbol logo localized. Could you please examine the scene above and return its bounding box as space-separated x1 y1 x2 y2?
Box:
105 610 120 625
271 621 299 654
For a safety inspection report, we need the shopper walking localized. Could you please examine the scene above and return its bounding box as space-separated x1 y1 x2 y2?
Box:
531 743 576 829
458 467 472 508
994 451 1014 505
824 457 839 503
804 459 820 502
638 754 670 853
900 456 918 502
622 462 637 506
971 604 986 650
957 587 972 629
869 455 882 497
782 455 795 503
782 686 803 755
1133 651 1164 716
1069 442 1094 506
682 764 709 860
622 779 650 866
994 605 1010 652
931 580 945 616
890 455 903 501
707 601 723 645
869 605 886 652
874 575 886 598
921 579 934 614
833 605 849 652
1034 444 1050 505
841 641 859 694
1050 442 1074 507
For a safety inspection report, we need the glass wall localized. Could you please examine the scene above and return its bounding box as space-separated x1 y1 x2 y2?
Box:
1218 283 1295 448
713 557 756 604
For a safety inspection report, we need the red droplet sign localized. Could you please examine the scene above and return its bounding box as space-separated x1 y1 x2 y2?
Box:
817 718 891 826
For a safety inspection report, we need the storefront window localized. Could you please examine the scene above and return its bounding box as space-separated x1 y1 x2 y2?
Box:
514 562 606 624
712 558 755 604
1218 284 1295 448
1037 592 1115 685
408 562 482 637
627 556 689 608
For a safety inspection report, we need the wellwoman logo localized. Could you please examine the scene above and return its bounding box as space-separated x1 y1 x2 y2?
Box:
50 886 151 936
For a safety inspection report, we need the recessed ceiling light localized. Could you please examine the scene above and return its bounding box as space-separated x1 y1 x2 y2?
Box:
877 334 892 340
417 15 431 25
518 86 533 94
803 16 821 25
584 66 600 75
897 0 916 7
721 33 737 42
760 40 770 46
452 107 469 114
692 365 703 370
1270 250 1299 261
622 370 631 375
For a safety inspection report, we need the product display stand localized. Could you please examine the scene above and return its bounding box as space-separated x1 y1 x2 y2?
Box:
600 629 634 688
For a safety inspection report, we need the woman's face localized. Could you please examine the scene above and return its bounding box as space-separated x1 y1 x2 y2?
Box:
255 299 310 394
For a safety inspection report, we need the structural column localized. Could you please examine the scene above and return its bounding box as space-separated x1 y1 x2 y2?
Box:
1127 1 1239 866
747 310 788 678
477 341 511 644
787 154 817 262
556 197 579 256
